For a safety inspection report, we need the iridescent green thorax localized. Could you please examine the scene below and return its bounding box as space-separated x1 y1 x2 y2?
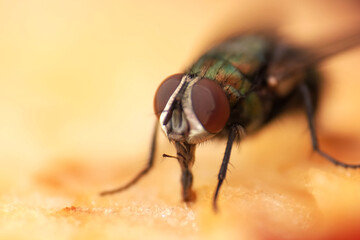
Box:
186 35 273 132
187 35 270 105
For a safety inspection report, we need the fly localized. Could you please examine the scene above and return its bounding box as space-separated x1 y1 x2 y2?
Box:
100 31 360 211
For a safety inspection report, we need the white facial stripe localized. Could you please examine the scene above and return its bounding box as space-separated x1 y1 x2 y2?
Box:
159 76 187 134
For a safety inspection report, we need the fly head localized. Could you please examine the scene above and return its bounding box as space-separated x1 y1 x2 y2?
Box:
154 74 231 144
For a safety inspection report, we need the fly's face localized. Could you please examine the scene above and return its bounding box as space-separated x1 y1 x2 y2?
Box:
154 74 230 144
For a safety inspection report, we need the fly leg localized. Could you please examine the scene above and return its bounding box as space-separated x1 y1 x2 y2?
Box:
174 141 196 202
100 122 159 196
299 82 360 168
213 125 237 212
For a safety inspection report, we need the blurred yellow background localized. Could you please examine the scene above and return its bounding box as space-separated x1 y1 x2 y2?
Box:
1 0 360 239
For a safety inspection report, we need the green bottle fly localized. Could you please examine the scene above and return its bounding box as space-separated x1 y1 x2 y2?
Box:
101 32 360 211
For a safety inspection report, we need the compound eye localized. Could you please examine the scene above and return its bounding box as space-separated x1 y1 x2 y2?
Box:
191 78 230 133
154 74 183 118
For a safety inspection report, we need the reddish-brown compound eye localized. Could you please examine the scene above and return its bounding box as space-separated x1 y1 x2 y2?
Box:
154 74 183 118
191 78 230 133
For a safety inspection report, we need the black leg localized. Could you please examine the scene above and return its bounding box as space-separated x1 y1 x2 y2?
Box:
174 141 196 202
213 125 237 212
299 82 360 168
100 122 159 196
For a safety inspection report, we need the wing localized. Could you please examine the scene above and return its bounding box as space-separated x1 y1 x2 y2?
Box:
267 29 360 96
